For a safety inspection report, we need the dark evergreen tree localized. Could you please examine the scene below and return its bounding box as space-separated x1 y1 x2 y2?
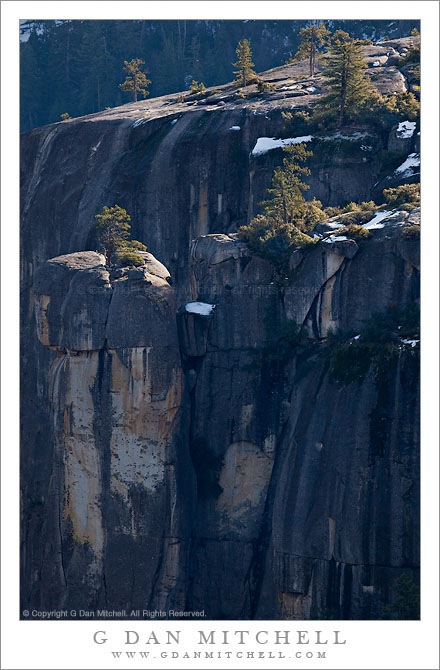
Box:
237 144 326 260
294 23 330 76
232 38 256 87
95 204 147 265
315 30 373 128
119 58 151 102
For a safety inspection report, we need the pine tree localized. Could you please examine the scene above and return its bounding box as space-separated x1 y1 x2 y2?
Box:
119 58 151 102
189 80 206 94
260 144 312 228
237 144 326 261
294 23 330 77
232 39 256 87
95 205 147 265
95 205 132 263
316 30 373 128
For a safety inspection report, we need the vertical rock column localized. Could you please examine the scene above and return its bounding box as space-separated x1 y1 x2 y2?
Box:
33 252 191 613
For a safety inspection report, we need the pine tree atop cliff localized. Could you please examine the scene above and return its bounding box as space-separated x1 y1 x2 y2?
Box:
95 205 147 265
119 58 151 102
237 144 326 261
294 23 330 77
232 39 256 87
316 30 373 128
260 144 312 227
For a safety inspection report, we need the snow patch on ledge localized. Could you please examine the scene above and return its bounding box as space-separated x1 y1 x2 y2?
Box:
324 235 348 243
185 302 216 316
229 126 241 131
396 120 416 138
363 210 393 229
401 338 419 348
251 135 313 156
394 153 420 175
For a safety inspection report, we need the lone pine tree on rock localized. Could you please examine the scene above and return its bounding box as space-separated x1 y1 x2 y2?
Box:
237 144 326 260
119 59 151 102
294 23 330 77
232 38 257 87
95 205 146 265
316 30 373 128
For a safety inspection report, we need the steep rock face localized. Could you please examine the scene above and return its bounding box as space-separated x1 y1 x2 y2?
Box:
29 217 419 618
31 252 192 612
21 53 418 301
176 219 419 619
21 52 420 618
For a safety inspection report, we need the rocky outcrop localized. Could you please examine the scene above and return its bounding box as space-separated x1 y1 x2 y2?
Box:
21 48 420 619
28 214 419 618
31 252 191 612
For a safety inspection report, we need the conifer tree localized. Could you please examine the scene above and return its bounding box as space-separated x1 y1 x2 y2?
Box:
119 58 151 102
232 39 256 87
95 205 131 263
95 205 148 265
295 23 330 77
316 30 372 128
237 144 326 260
260 144 312 228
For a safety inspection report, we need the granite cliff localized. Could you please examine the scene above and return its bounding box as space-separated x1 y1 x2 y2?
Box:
21 39 420 619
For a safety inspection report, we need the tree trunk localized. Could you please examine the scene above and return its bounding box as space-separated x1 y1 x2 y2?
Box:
282 188 288 226
339 55 348 129
339 80 346 128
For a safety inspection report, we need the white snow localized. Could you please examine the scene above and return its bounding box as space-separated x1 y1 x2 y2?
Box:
306 86 317 92
229 126 241 131
401 338 419 347
280 84 299 90
372 61 380 67
394 153 420 175
360 145 373 151
251 135 313 156
185 302 216 316
326 221 344 230
363 210 392 229
396 120 416 138
170 119 178 125
324 235 348 243
354 335 361 340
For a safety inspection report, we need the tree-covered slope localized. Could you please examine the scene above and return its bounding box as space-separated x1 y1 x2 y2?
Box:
20 18 419 132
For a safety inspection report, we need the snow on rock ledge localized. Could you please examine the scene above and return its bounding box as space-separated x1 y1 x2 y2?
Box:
185 302 216 316
394 153 420 176
397 121 416 138
251 135 313 156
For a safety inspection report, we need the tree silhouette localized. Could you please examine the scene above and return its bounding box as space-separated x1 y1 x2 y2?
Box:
316 30 372 128
295 23 330 77
119 58 151 102
232 39 256 87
